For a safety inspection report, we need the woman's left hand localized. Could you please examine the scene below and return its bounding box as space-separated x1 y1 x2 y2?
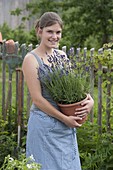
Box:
74 94 94 118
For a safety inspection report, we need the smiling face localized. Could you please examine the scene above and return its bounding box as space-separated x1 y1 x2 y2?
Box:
38 23 62 49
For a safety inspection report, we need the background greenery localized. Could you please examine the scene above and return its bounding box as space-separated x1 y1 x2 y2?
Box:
0 0 113 169
1 0 113 49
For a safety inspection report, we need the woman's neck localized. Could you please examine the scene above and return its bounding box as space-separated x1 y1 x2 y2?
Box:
34 45 55 66
37 44 54 57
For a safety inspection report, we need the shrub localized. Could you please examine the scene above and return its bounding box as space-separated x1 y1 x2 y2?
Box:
1 154 41 170
78 122 113 170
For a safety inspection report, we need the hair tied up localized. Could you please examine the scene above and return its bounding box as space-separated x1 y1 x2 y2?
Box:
35 19 40 30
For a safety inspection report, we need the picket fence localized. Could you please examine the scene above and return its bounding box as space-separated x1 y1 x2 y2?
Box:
0 41 112 147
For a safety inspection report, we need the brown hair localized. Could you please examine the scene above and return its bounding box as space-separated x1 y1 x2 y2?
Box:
35 12 63 32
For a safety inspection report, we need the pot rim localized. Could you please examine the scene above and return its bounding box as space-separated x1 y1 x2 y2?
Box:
57 94 88 107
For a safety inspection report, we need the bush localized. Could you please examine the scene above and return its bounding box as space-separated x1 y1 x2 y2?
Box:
1 154 41 170
78 122 113 170
0 22 38 46
0 116 17 167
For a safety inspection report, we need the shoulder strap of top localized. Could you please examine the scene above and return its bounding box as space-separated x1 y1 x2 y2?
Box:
29 51 43 66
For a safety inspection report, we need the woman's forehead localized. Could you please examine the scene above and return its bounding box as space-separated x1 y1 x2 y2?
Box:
44 23 62 31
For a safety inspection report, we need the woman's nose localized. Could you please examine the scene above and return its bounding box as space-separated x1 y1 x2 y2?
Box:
52 33 57 39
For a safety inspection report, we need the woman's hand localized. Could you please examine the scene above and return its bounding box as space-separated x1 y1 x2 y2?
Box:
64 115 83 128
74 94 94 118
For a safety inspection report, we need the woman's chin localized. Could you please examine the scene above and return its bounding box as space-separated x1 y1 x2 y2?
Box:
48 42 58 48
48 45 58 49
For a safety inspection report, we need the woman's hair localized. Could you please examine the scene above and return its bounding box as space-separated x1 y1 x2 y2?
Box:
35 12 63 31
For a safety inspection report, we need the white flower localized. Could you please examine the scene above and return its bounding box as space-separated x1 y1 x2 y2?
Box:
29 154 35 161
9 157 14 162
27 164 33 169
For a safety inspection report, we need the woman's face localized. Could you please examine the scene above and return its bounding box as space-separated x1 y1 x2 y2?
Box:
39 23 62 49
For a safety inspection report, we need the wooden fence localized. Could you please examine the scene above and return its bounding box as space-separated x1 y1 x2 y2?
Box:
0 41 113 146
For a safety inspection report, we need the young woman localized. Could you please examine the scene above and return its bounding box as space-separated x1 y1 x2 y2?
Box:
22 12 94 170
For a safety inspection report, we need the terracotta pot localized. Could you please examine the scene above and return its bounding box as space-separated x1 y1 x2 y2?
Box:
0 32 3 43
5 39 15 54
58 95 88 124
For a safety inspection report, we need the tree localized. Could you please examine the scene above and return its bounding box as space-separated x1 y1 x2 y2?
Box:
61 0 113 48
9 0 113 49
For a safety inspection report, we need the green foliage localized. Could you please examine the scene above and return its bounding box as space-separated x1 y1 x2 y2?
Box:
61 0 113 48
1 0 113 49
95 48 113 67
0 116 17 166
10 8 23 16
0 23 37 46
94 43 113 82
84 35 100 50
0 23 13 40
78 122 113 170
0 105 27 167
1 154 41 170
25 0 61 15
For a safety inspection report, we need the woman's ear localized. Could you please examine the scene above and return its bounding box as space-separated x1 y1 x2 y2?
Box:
37 28 43 37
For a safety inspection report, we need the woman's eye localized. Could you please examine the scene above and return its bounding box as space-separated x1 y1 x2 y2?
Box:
47 30 61 34
57 31 61 34
47 30 53 33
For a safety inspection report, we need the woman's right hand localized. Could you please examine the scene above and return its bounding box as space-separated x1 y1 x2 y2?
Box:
64 116 83 128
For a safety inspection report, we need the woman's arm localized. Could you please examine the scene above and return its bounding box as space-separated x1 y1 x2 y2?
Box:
22 53 82 128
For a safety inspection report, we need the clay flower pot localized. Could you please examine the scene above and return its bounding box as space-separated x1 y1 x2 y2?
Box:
5 39 15 54
58 95 88 124
0 32 3 44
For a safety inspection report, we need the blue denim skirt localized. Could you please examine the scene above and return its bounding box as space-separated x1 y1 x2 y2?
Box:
26 109 82 170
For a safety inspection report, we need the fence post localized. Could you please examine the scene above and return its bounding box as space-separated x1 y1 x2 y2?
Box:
62 46 67 53
2 41 6 120
98 48 103 134
26 44 33 117
90 48 95 122
106 49 112 131
16 68 24 147
106 67 111 131
83 47 87 62
76 47 81 62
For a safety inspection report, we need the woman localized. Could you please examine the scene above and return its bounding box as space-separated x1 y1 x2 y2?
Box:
22 12 94 170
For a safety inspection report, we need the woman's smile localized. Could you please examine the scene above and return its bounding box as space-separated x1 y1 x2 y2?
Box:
48 39 58 45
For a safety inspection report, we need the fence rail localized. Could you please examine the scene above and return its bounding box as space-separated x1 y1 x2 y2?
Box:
0 40 113 146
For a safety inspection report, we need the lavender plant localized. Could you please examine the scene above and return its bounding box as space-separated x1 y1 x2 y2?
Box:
38 50 90 104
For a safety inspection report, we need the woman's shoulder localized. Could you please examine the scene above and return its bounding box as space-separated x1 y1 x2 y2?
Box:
24 49 36 58
23 49 39 63
22 50 39 69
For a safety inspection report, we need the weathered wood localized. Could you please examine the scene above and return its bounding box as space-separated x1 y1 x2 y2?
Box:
16 68 24 147
89 48 95 122
76 47 81 62
97 48 103 134
2 61 6 120
2 43 6 120
106 66 111 131
0 0 34 31
83 47 87 62
26 44 33 117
